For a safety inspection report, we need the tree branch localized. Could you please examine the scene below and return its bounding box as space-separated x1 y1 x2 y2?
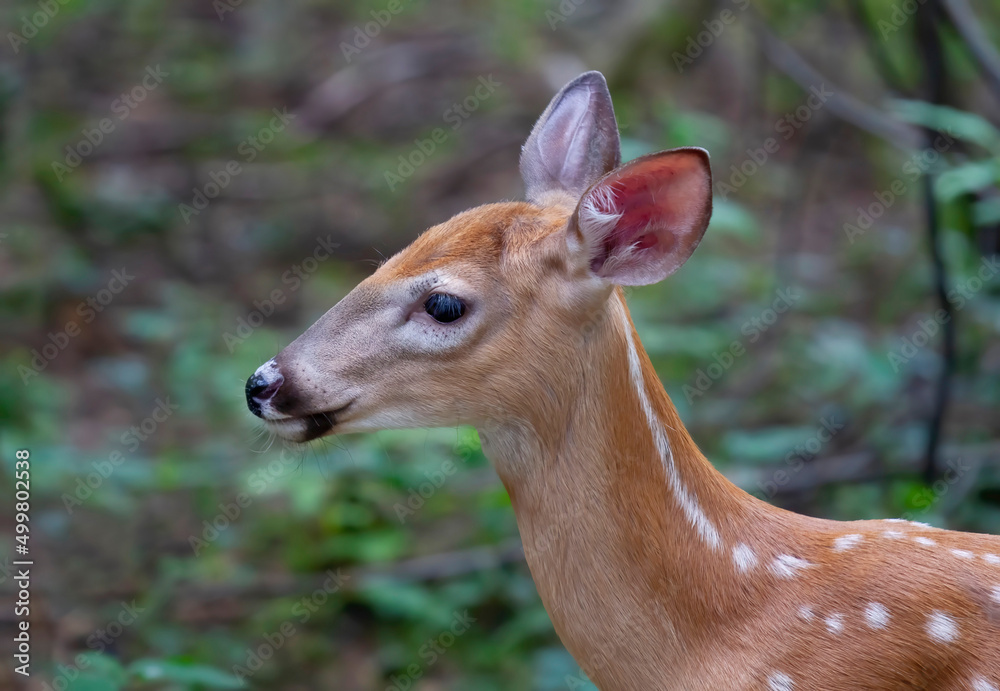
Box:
752 19 923 150
939 0 1000 102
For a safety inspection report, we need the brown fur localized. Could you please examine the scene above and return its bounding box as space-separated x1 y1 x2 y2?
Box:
268 198 1000 690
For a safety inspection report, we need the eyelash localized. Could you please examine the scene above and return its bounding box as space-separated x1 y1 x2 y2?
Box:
423 292 466 323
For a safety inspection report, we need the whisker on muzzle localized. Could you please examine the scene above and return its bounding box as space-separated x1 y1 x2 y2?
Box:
246 428 276 454
261 430 278 454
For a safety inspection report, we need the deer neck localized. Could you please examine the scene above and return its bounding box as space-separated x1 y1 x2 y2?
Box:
478 290 777 688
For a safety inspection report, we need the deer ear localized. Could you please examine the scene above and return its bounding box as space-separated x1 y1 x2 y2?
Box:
570 147 713 286
520 71 621 204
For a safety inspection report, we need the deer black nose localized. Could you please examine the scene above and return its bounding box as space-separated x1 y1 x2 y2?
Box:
246 370 283 417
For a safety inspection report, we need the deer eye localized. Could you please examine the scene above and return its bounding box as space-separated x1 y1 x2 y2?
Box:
424 293 466 323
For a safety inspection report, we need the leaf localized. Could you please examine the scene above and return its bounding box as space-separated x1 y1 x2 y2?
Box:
973 195 1000 226
660 109 731 152
492 606 556 651
935 160 999 201
357 580 451 626
326 528 408 562
128 659 243 688
65 652 128 690
66 676 125 691
708 198 760 241
892 100 1000 153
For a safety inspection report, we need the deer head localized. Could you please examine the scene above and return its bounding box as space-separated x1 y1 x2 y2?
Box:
245 71 711 449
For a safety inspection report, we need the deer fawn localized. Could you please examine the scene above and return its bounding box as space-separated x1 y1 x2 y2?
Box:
246 72 1000 690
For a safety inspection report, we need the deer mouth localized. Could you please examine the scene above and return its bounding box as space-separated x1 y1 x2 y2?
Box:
264 402 352 442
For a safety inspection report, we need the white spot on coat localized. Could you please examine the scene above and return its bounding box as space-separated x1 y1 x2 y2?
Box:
865 602 890 629
951 549 974 559
926 611 959 643
882 530 904 539
798 605 814 622
732 544 758 573
971 677 999 691
833 534 863 552
771 554 813 579
984 554 1000 566
768 672 794 691
913 536 936 546
991 585 1000 605
825 613 844 634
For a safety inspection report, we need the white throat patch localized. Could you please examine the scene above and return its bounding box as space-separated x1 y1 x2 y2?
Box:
615 296 722 551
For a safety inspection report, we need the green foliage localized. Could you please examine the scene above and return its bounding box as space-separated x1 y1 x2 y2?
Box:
893 99 1000 153
3 0 999 689
59 654 241 690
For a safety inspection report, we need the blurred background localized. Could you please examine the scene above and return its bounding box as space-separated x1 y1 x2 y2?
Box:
2 0 1000 688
